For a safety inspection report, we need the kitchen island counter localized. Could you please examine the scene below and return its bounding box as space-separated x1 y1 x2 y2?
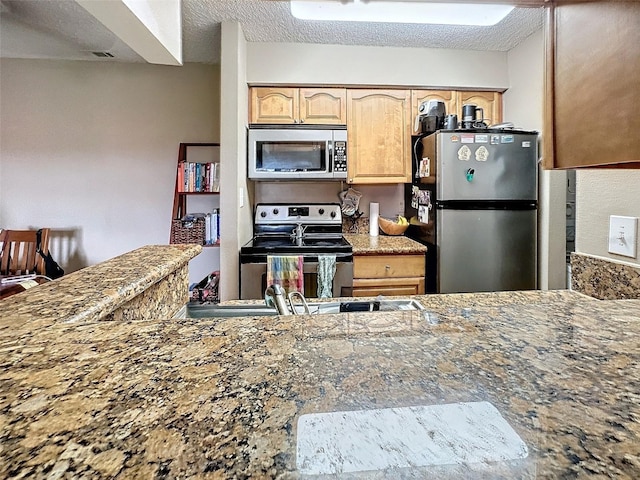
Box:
0 244 201 328
344 233 427 255
2 251 639 478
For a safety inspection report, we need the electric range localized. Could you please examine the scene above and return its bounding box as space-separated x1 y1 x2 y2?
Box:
239 203 353 299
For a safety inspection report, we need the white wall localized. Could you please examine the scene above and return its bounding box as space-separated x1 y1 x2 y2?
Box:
0 59 220 272
247 43 509 89
576 170 640 266
504 29 567 290
219 22 251 300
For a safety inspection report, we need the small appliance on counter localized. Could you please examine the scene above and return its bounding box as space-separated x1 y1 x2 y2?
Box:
461 104 487 129
415 100 446 135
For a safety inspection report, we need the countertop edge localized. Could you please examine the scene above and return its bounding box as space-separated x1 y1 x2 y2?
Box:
0 244 202 325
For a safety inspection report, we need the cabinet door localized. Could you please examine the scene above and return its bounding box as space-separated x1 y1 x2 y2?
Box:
250 87 299 124
543 1 640 169
352 254 425 297
456 91 502 127
347 89 412 184
300 88 347 125
411 90 457 134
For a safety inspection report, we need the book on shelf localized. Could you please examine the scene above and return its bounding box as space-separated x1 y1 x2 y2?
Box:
202 209 220 245
177 162 220 193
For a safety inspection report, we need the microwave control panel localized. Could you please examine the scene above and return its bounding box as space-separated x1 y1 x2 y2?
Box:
333 141 347 174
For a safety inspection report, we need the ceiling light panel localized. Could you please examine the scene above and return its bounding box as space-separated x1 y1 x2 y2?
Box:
290 1 515 26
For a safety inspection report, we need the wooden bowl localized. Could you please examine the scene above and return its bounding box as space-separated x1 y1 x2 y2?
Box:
378 217 409 236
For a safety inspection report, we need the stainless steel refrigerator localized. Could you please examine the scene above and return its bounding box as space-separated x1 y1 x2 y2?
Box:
405 129 538 294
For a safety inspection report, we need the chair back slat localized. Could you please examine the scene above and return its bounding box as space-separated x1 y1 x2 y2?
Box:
0 229 50 276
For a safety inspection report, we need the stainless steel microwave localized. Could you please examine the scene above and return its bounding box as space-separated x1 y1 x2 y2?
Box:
247 125 347 181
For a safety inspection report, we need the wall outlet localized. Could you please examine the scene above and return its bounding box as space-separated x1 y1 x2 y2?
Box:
608 215 638 258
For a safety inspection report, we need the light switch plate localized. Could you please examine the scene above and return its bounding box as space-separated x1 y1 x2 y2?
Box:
608 215 638 258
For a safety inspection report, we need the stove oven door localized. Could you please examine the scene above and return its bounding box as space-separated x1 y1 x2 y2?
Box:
240 259 353 300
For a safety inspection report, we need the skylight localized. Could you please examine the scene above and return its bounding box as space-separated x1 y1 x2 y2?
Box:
290 1 515 26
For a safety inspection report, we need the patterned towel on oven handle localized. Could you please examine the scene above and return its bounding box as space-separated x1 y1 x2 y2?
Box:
267 255 304 296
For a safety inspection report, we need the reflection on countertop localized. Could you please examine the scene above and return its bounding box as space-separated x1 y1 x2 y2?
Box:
1 245 639 478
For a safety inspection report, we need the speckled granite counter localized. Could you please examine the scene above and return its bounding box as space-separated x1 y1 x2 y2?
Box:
571 252 640 300
0 244 201 326
345 234 427 255
2 274 639 478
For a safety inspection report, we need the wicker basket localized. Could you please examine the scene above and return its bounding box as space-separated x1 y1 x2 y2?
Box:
378 217 409 236
170 218 206 245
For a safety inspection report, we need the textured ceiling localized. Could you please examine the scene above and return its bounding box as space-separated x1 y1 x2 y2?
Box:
0 0 544 64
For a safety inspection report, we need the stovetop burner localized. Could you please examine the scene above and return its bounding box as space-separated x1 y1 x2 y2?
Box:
240 202 353 263
245 235 351 251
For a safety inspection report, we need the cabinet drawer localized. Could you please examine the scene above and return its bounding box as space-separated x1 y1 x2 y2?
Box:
352 277 425 297
354 254 424 279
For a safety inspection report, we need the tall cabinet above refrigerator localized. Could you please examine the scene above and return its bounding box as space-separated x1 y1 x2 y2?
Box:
405 129 539 294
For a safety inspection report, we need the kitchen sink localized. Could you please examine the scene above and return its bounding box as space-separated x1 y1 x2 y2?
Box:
176 299 425 319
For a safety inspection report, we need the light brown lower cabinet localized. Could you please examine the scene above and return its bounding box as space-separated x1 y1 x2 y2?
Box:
351 254 425 297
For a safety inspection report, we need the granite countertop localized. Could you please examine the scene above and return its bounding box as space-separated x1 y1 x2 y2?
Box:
2 263 640 479
0 244 201 327
344 234 427 255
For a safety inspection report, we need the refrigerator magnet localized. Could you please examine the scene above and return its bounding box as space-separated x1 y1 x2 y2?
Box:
458 145 472 161
501 135 514 143
449 135 460 143
418 205 430 224
461 134 475 144
522 141 532 148
475 134 489 143
490 135 500 145
475 146 489 162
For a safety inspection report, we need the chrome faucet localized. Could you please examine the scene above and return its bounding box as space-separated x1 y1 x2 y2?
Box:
290 223 307 242
288 291 310 315
265 284 290 315
265 285 310 315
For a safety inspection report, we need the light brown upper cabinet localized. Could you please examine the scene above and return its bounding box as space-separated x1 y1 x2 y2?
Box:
411 90 458 134
347 89 412 184
456 91 503 127
250 87 347 125
543 1 640 169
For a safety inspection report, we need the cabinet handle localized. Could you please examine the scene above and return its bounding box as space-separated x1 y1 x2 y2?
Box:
385 265 391 270
300 119 304 123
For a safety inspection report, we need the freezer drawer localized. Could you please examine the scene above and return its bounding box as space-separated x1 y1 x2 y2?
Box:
437 208 537 293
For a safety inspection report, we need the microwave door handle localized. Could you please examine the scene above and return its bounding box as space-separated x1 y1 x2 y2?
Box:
328 140 333 173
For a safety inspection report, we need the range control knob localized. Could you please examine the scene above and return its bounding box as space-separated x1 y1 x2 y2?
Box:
319 208 325 215
273 208 279 215
330 211 337 218
260 211 267 218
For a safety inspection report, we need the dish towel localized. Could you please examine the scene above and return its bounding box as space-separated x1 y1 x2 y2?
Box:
267 255 304 295
317 255 336 298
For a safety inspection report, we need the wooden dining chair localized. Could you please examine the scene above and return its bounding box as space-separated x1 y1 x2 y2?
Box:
0 228 50 276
